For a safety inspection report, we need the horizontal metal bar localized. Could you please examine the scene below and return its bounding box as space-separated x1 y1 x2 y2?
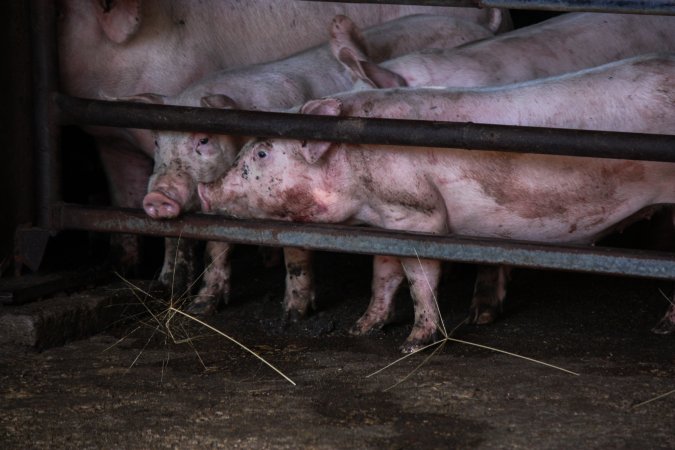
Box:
56 94 675 163
303 0 480 6
304 0 675 14
480 0 675 15
53 203 675 280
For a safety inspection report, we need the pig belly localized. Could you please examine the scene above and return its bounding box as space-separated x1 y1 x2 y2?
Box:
437 157 673 244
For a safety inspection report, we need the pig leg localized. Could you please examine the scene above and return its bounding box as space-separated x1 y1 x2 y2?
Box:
400 257 443 354
98 139 153 273
469 265 512 325
185 241 232 315
282 247 316 322
350 255 405 335
159 237 197 296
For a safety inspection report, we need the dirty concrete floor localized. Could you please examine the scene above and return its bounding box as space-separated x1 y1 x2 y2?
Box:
1 249 674 449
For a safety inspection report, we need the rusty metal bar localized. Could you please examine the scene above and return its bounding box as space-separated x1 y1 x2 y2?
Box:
305 0 675 15
56 95 675 163
54 203 675 280
30 0 60 230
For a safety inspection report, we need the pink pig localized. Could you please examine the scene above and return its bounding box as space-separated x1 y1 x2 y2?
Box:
135 14 497 317
57 0 507 291
198 54 675 352
330 11 675 325
332 12 675 90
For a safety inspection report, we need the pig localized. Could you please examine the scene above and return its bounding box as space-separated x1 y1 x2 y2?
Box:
332 12 675 90
57 0 508 290
136 14 497 317
197 54 675 352
330 11 675 325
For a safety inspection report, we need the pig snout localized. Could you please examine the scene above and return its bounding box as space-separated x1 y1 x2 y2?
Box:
143 190 183 219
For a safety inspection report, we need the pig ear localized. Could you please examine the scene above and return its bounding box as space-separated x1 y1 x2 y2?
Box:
330 15 370 63
95 0 142 44
297 98 343 164
487 8 504 33
113 92 166 104
334 47 407 89
200 94 238 109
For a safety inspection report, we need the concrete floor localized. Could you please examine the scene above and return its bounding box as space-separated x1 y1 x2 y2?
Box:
1 250 674 449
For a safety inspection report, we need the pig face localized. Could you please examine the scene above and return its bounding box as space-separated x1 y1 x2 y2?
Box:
139 93 243 219
198 136 351 223
144 130 241 219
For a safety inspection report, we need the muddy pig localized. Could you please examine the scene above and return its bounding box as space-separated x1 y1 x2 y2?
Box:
57 0 508 290
330 11 675 325
135 14 497 317
198 54 675 352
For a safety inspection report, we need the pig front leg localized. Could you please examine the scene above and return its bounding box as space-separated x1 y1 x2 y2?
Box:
185 241 232 316
351 255 405 335
400 257 443 354
469 265 512 325
159 237 197 295
282 247 316 321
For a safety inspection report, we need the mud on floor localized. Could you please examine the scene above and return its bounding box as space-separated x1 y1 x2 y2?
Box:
1 250 674 449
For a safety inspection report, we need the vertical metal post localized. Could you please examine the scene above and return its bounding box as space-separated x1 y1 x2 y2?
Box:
30 0 60 229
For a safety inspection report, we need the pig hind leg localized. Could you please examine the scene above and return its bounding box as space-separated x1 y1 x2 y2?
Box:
468 265 512 325
652 300 675 335
652 210 675 334
282 247 316 321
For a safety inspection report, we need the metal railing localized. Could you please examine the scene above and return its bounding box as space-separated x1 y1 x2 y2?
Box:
26 0 675 282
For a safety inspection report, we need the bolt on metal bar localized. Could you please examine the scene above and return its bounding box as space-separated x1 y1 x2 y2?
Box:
30 0 61 229
304 0 675 15
54 203 675 280
56 95 675 163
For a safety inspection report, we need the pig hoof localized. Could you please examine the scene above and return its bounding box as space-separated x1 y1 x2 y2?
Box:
468 305 499 325
348 320 385 336
283 309 307 324
184 299 218 317
399 330 440 354
651 304 675 334
651 318 675 335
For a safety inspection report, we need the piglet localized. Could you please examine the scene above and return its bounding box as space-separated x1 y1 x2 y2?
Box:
199 54 675 352
330 11 675 325
134 14 496 318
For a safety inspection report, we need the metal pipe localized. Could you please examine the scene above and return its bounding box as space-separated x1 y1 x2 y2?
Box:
480 0 675 15
304 0 480 6
56 95 675 163
30 0 61 229
54 203 675 281
305 0 675 15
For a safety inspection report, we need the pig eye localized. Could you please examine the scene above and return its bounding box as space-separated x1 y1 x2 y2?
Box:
257 150 268 159
199 138 209 145
154 140 158 147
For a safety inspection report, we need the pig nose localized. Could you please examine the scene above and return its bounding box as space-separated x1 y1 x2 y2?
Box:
143 191 182 219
